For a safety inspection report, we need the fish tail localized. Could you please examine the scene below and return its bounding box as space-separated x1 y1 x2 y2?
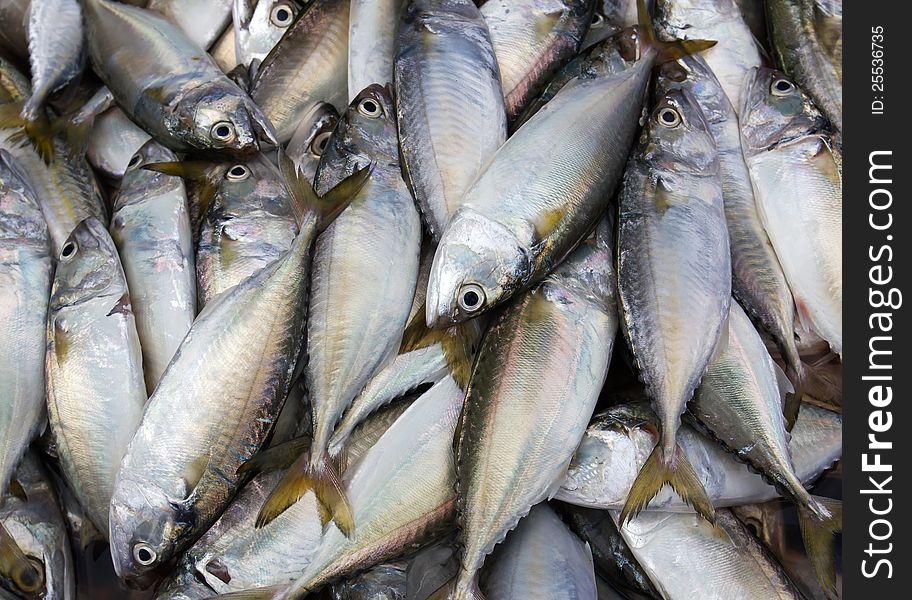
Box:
783 360 807 431
0 101 55 163
620 440 716 526
798 496 842 599
634 0 717 64
255 448 354 536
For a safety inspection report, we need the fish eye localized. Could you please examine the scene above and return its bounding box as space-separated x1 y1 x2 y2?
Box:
270 3 294 27
127 152 142 169
358 98 382 118
591 12 604 26
133 542 157 566
770 78 796 96
656 106 682 128
226 164 250 181
60 241 78 261
13 558 44 593
458 284 485 314
310 131 332 157
211 121 237 143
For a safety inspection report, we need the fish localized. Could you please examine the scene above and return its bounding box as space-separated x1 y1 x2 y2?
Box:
107 160 366 584
109 140 197 392
0 0 29 61
332 563 407 600
615 87 729 524
285 102 340 185
249 0 350 143
766 0 842 132
450 221 617 599
0 453 74 600
616 509 806 599
83 0 277 156
256 84 421 531
190 156 299 308
21 0 84 148
688 301 841 595
740 68 842 356
394 0 507 241
147 0 235 50
45 217 148 535
560 504 662 600
157 399 414 597
557 402 842 511
483 503 597 600
87 106 152 180
655 0 761 115
348 0 402 99
426 2 710 328
655 54 804 426
481 0 596 123
0 150 52 500
230 0 300 74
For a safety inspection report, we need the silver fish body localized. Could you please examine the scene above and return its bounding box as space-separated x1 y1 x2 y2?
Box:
483 503 597 600
427 54 648 328
656 55 802 389
616 88 730 467
110 140 197 392
22 0 85 121
250 0 350 143
615 509 804 599
557 403 841 510
86 107 152 180
740 68 841 355
481 0 595 122
109 209 318 582
394 0 507 240
453 223 617 597
348 0 402 99
306 84 421 474
147 0 234 50
83 0 275 156
332 562 407 600
0 151 52 496
196 156 298 308
655 0 761 115
0 453 75 600
232 0 299 71
45 217 148 534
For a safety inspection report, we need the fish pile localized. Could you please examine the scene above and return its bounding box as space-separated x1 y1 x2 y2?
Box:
0 0 842 599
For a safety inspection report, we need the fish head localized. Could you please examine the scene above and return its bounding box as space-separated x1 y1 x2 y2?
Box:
236 0 297 58
315 84 398 190
50 218 123 310
740 67 827 151
285 102 339 182
426 208 530 328
108 477 187 585
655 55 730 126
170 82 278 157
640 88 717 174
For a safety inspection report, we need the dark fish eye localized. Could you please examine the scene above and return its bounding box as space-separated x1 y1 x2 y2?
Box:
358 98 382 118
458 284 485 313
60 241 78 260
13 558 44 594
226 164 250 181
211 122 237 143
270 3 294 27
770 78 796 96
591 13 604 26
656 107 682 128
127 153 142 169
133 542 157 566
310 131 332 157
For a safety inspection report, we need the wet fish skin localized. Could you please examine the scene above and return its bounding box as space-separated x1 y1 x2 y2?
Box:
83 0 276 157
0 0 29 60
481 0 596 122
87 107 152 180
0 150 52 498
45 217 148 534
110 140 197 392
148 0 234 50
615 509 805 599
558 402 841 511
233 0 299 71
483 503 597 600
426 52 649 329
655 55 803 402
348 0 403 99
108 197 322 583
196 156 298 308
22 0 85 122
740 67 841 355
250 0 350 143
0 453 75 600
285 103 340 185
616 87 729 518
453 222 617 597
394 0 507 240
766 0 842 132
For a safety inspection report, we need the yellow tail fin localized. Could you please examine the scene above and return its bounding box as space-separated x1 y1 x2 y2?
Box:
798 496 842 599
